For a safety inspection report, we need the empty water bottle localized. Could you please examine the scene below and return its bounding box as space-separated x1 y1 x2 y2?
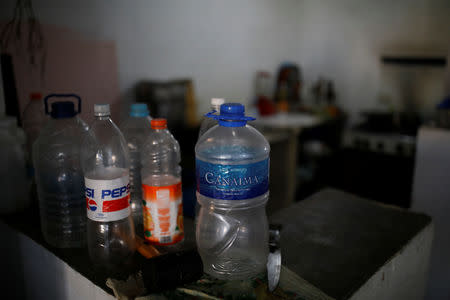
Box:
195 103 270 280
22 92 48 161
121 103 152 231
81 104 136 271
33 94 87 248
141 118 184 246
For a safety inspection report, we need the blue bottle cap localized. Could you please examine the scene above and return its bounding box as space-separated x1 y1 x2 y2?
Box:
50 101 77 119
44 94 81 119
206 103 255 127
130 103 150 117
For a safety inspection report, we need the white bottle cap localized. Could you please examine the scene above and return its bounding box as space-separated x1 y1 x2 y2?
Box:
94 104 110 116
211 98 225 106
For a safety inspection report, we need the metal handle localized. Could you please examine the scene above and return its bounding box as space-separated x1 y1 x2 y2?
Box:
44 93 82 115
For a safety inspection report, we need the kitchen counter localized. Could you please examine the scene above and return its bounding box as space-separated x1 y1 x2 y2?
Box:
1 188 432 299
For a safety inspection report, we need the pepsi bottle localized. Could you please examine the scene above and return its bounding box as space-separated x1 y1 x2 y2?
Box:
81 104 136 272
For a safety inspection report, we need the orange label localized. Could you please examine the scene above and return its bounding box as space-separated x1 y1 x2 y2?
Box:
142 182 184 245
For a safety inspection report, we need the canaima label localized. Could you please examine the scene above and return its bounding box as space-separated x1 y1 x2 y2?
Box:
85 175 130 222
196 158 269 200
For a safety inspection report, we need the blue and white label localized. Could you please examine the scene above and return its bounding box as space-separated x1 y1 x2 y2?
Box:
196 158 269 200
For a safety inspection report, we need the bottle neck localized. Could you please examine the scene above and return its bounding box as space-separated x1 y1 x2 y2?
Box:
130 114 150 119
153 128 168 132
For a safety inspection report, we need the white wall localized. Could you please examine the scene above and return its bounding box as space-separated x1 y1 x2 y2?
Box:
295 0 450 121
1 0 449 119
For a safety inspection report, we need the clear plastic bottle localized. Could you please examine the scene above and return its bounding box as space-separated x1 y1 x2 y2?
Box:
120 103 152 232
198 98 225 139
81 104 136 271
141 118 184 246
0 116 29 213
33 94 87 248
195 103 270 280
22 92 48 161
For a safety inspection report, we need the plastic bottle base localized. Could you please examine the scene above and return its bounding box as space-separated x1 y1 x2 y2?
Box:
202 256 267 280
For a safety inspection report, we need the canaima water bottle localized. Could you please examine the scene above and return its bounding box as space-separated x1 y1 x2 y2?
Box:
120 103 152 232
141 118 184 246
33 94 87 248
197 98 225 139
195 103 270 280
81 104 136 271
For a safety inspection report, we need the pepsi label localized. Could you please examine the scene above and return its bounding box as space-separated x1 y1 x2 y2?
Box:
85 175 131 222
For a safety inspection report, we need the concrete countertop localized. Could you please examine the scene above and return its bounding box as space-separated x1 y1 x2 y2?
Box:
1 188 432 299
270 188 432 300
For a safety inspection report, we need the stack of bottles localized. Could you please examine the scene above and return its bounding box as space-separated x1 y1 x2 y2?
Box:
29 95 270 281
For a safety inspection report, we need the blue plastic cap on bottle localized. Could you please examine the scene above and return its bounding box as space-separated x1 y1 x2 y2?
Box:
50 101 77 119
205 102 255 127
220 103 245 117
130 103 150 117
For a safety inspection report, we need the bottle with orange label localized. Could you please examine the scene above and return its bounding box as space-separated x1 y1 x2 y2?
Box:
141 119 184 246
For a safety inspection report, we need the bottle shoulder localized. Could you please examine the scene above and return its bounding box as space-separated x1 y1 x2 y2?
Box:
33 118 87 165
120 117 152 132
84 118 127 145
121 118 153 149
195 124 270 163
141 130 181 165
142 130 179 150
80 118 130 170
35 118 86 144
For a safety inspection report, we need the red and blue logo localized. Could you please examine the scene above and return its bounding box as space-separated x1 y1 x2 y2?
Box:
87 199 98 211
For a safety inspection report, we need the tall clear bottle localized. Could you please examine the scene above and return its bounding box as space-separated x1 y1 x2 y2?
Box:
197 98 225 139
33 94 87 247
120 103 152 232
81 104 136 271
141 119 184 246
195 103 270 280
23 92 48 161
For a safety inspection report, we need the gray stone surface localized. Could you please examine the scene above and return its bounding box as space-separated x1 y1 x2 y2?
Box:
270 188 431 300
